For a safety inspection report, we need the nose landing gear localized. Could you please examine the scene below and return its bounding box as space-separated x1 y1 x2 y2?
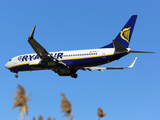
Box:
14 73 18 78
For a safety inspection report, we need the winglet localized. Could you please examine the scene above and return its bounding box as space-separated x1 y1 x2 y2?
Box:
28 25 36 39
128 57 137 68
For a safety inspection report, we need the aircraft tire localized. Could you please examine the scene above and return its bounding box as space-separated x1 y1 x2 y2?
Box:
14 74 18 78
71 74 78 78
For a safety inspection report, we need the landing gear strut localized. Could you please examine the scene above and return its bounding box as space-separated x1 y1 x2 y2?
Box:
14 73 18 78
71 74 78 78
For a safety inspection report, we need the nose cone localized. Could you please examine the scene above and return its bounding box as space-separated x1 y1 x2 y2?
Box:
5 62 10 69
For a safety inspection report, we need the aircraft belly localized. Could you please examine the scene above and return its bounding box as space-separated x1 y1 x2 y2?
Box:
9 63 31 72
10 63 50 72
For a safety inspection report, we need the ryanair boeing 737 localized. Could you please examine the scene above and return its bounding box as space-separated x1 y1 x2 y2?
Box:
5 15 154 78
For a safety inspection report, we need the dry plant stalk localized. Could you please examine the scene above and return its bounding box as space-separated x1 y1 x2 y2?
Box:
47 117 51 120
60 93 73 120
98 107 106 120
38 115 43 120
33 116 55 120
13 84 31 120
47 117 52 120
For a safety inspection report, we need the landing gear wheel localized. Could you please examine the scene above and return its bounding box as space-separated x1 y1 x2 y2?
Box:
71 74 78 78
14 74 18 78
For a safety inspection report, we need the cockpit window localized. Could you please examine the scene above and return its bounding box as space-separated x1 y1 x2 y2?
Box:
9 59 12 61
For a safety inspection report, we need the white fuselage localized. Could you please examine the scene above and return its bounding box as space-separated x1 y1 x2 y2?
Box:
5 48 130 72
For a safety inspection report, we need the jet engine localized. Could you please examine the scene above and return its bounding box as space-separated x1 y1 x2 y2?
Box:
53 68 78 78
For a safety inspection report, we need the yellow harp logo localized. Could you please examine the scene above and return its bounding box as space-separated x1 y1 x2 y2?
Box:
120 27 131 43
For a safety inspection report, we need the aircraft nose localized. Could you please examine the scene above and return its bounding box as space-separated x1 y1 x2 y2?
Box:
5 62 10 69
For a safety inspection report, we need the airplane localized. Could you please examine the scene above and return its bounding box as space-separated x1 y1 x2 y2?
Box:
5 15 154 78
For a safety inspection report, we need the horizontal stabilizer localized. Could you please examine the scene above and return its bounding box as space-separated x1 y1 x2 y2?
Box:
130 51 155 53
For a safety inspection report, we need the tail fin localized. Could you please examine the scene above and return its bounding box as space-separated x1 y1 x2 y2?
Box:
101 15 137 48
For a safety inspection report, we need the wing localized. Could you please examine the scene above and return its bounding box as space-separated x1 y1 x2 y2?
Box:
28 26 67 68
84 57 137 72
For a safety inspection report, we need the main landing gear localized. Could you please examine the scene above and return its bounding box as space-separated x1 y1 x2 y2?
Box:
71 73 78 78
14 73 18 78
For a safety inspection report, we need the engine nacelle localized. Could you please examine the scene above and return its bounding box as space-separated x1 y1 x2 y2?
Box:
40 60 56 67
53 68 77 76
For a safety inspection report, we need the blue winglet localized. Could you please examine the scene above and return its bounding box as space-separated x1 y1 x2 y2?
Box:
101 15 137 48
28 25 36 39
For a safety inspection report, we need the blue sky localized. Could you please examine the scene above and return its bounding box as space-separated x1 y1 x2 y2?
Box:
0 0 159 120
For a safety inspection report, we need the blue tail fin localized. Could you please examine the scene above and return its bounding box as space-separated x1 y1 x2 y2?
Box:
101 15 137 48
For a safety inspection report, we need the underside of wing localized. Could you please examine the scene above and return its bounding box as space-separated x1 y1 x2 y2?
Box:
28 26 67 68
28 38 52 60
84 57 137 72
